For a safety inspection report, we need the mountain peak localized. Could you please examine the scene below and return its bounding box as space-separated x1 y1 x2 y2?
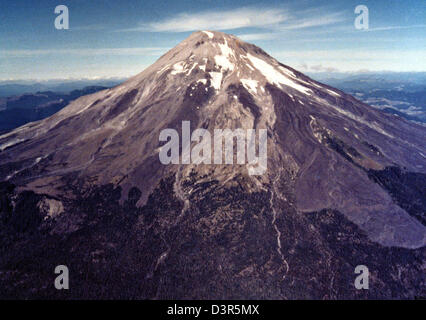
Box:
137 29 317 100
190 30 233 40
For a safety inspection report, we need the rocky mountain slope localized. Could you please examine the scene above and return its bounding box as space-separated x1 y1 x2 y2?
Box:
0 31 424 299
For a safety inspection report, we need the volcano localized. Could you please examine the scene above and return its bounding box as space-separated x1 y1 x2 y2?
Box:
0 31 425 299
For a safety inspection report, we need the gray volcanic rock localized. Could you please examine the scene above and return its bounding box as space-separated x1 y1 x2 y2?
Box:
0 31 424 299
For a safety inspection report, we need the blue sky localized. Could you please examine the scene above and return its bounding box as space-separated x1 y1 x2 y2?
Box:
0 0 425 80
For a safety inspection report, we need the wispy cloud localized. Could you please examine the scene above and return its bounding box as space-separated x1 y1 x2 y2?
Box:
1 47 166 58
278 11 346 30
116 4 348 43
365 24 426 32
274 49 426 60
71 24 107 31
273 49 426 72
238 22 425 43
299 63 340 72
208 7 347 41
118 7 289 32
238 33 280 41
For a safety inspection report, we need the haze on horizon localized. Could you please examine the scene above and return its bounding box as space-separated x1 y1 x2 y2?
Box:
0 0 425 80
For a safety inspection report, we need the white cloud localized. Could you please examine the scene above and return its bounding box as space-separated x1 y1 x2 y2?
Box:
365 24 426 32
134 7 347 34
215 9 347 41
71 24 106 31
303 64 340 72
278 12 346 30
238 33 280 41
1 47 166 58
273 49 426 72
274 49 426 61
120 7 288 32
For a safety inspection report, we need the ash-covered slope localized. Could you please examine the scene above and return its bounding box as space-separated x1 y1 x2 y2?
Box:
0 31 425 299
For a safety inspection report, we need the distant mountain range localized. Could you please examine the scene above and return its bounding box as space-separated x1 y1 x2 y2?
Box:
308 72 426 124
0 78 126 97
0 86 116 132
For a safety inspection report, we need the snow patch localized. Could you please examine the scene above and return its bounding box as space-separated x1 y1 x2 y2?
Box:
209 72 223 90
214 39 235 71
171 61 185 75
215 55 234 71
218 39 235 59
186 63 198 75
327 89 340 97
278 66 296 78
157 64 170 74
310 82 323 89
246 53 312 95
0 138 26 151
246 63 254 71
241 79 259 95
202 31 214 39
